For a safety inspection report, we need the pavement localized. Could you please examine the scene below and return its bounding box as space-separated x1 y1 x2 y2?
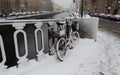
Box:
99 18 120 37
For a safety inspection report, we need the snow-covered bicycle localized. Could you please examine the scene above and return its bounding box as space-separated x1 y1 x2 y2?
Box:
48 18 80 61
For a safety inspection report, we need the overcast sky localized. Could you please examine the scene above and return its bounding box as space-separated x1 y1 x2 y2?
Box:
52 0 73 8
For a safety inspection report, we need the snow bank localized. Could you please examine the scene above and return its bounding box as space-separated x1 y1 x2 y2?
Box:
77 17 99 40
75 30 120 75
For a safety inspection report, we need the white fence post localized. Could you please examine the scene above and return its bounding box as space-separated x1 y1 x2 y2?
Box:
12 23 28 64
34 22 44 58
0 35 7 69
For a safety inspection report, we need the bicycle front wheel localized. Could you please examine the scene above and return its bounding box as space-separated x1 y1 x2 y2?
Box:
56 38 67 61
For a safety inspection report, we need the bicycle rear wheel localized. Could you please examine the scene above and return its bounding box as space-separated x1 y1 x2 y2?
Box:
56 38 67 61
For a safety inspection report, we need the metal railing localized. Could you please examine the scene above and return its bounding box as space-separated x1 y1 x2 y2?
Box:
0 19 64 68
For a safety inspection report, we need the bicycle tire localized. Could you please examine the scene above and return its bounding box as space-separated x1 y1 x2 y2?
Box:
56 38 67 61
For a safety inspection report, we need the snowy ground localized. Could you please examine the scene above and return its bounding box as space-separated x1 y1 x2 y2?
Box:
0 30 120 75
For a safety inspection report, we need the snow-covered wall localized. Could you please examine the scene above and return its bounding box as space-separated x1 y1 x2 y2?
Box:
77 17 99 40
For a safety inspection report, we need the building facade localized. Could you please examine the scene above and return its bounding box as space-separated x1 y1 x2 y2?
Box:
0 0 54 13
12 0 37 12
85 0 120 14
11 0 29 12
27 0 40 11
0 0 12 13
39 0 53 11
53 2 62 11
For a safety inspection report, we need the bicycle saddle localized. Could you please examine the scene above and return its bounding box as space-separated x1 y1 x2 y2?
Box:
56 21 65 26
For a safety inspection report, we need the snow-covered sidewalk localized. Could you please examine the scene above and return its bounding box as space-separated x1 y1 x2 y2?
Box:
0 30 120 75
75 30 120 75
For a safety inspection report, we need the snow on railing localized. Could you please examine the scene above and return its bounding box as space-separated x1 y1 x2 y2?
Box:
0 19 64 25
